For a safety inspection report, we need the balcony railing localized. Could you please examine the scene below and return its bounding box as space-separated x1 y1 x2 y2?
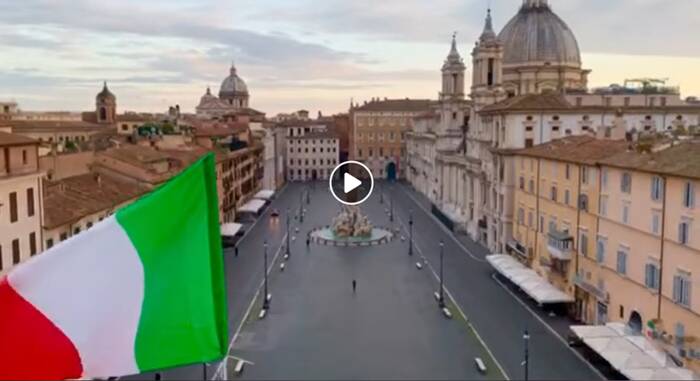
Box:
574 274 608 302
547 230 574 261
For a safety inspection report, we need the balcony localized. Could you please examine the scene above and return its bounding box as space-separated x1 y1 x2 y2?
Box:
574 274 608 302
506 239 529 261
547 230 574 261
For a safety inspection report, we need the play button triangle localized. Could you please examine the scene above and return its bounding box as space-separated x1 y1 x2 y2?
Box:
344 173 362 194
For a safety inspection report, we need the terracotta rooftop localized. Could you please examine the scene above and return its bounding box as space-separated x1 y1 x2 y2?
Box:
116 113 158 123
0 131 38 147
514 135 629 164
2 120 108 131
353 99 433 112
481 93 572 113
193 124 248 138
600 140 700 179
43 173 146 229
102 145 170 165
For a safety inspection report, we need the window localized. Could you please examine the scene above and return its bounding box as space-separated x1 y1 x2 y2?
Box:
565 164 571 180
519 176 525 190
622 202 630 224
60 233 68 241
679 220 691 245
29 232 36 256
74 227 81 235
602 169 608 190
539 214 545 232
528 179 534 193
551 186 558 202
27 188 34 217
683 182 695 208
579 194 589 212
596 237 606 263
518 208 525 225
600 195 608 217
621 172 632 193
645 263 660 290
564 189 571 205
22 150 28 164
12 239 20 264
582 167 590 185
9 192 18 223
579 232 589 256
673 272 692 308
651 176 664 201
528 211 534 228
616 248 628 275
525 138 534 148
46 239 54 249
652 211 661 235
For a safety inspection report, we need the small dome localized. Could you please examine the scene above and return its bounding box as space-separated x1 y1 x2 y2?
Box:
97 81 115 101
498 0 581 66
219 63 248 98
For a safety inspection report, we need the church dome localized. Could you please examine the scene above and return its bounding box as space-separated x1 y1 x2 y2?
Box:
498 0 581 67
219 63 248 98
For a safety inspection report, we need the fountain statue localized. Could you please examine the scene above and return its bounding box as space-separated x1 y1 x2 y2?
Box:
331 206 373 238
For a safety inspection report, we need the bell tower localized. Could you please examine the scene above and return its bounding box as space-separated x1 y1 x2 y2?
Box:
96 81 116 124
471 9 506 107
440 33 466 101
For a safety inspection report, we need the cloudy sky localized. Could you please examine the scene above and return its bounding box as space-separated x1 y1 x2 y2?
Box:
1 0 699 116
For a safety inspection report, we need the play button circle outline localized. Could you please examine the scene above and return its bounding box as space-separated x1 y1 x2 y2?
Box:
329 160 374 206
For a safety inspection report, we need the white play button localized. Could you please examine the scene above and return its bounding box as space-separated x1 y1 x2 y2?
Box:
344 173 362 194
329 161 374 206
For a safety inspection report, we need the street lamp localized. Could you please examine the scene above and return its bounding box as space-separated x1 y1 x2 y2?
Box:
285 208 291 257
438 240 445 308
408 209 414 256
299 191 304 223
263 241 270 310
523 329 530 381
389 197 394 222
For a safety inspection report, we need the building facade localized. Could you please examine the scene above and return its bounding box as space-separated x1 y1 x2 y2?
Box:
351 98 431 180
512 134 700 372
284 121 339 182
0 132 43 277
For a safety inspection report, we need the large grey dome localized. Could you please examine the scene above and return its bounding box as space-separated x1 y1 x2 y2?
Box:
219 64 248 97
498 0 581 67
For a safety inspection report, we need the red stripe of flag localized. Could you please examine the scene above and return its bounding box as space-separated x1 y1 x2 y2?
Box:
0 278 83 380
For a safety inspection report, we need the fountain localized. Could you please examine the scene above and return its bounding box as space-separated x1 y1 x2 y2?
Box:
310 206 393 247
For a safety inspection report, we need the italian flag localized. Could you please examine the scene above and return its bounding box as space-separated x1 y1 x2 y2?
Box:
0 154 228 380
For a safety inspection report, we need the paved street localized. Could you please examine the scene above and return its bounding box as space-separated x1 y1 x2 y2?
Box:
126 180 603 380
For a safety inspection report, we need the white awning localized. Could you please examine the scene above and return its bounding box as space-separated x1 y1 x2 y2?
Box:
571 323 699 381
487 254 574 304
238 199 266 214
220 223 243 237
253 189 275 200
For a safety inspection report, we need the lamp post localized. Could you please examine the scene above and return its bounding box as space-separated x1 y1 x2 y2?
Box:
438 240 445 308
408 209 414 256
263 241 270 310
299 191 304 223
523 329 530 381
380 182 384 204
389 196 394 222
285 208 291 257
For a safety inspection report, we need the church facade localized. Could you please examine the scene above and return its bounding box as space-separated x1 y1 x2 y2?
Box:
406 0 700 254
196 63 251 119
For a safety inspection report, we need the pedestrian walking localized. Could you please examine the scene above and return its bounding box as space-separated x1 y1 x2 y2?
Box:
352 279 357 293
235 246 239 257
306 237 310 247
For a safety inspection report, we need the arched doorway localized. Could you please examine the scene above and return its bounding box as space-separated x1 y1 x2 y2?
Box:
628 311 643 333
386 162 397 181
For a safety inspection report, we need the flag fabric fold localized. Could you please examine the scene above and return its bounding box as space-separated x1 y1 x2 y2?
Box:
0 153 228 380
